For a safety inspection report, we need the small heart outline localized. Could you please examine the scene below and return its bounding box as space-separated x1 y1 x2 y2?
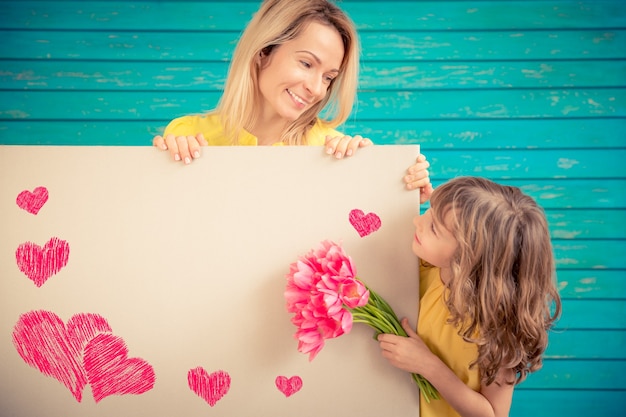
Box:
16 186 49 215
188 367 231 407
275 375 303 397
349 209 382 237
15 237 70 287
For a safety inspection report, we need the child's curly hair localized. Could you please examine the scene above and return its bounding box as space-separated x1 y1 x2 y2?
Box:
430 176 562 386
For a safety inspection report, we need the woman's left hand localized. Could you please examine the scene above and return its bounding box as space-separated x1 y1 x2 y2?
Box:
405 153 433 204
325 135 373 159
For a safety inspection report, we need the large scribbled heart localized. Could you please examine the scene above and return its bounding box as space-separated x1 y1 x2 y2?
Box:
275 375 303 397
12 310 112 402
188 367 231 407
15 237 70 287
349 209 382 237
16 186 49 215
84 333 155 403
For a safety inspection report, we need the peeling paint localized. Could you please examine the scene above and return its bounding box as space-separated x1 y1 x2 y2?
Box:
557 158 579 169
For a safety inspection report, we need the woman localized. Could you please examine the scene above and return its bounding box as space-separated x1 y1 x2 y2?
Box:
153 0 432 201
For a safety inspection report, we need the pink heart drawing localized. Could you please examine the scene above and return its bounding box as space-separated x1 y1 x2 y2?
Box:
349 209 382 237
84 333 155 403
16 186 49 215
15 237 70 287
188 367 231 407
275 375 303 397
12 310 112 402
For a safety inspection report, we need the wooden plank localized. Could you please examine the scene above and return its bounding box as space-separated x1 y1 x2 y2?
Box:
425 149 626 179
554 300 625 330
511 389 626 416
518 359 626 389
546 210 626 240
1 119 625 149
2 1 624 31
2 29 624 61
429 179 626 210
359 30 626 61
552 240 626 270
557 270 626 299
545 330 626 359
3 60 625 91
1 90 623 120
342 119 626 148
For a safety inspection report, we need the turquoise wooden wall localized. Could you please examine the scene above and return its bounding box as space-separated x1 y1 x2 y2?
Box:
1 0 625 415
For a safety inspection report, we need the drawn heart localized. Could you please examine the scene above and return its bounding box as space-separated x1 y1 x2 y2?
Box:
84 333 155 403
12 310 112 402
16 186 49 214
188 367 231 407
349 209 382 237
15 237 70 287
275 375 303 397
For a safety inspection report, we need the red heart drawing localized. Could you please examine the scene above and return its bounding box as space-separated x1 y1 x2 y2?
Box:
15 237 70 287
275 375 303 397
84 333 155 403
16 186 49 215
12 310 112 402
349 209 382 237
188 367 231 407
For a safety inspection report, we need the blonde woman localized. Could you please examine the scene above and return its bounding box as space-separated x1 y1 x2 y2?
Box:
152 0 432 201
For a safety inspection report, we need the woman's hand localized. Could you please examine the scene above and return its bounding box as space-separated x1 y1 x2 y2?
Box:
325 135 373 159
152 133 208 164
404 154 433 204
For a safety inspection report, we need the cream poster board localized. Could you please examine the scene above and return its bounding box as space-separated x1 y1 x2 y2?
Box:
0 145 421 416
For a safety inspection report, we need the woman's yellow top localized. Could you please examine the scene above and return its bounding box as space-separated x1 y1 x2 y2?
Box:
418 261 480 417
163 113 341 146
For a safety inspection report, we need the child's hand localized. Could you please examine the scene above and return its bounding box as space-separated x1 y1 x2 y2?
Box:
404 154 433 204
153 133 208 164
377 318 434 375
325 135 372 159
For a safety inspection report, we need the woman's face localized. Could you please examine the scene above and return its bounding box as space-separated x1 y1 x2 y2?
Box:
257 21 345 124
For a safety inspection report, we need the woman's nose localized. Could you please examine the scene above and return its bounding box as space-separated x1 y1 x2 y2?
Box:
305 74 324 97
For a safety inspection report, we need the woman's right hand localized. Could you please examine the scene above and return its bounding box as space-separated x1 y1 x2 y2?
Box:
152 133 207 164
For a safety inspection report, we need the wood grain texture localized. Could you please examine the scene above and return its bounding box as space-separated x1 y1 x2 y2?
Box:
0 0 624 415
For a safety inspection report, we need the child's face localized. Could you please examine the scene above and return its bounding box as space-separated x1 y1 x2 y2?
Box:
257 21 344 123
412 208 458 271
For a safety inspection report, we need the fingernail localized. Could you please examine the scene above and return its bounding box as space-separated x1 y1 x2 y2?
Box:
184 157 191 164
335 152 343 159
326 147 334 155
174 154 181 161
193 151 200 158
161 143 167 150
346 149 353 157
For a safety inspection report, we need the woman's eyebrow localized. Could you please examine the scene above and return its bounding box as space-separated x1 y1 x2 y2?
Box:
296 50 340 73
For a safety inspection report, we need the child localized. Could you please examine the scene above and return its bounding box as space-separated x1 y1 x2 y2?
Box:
378 176 562 417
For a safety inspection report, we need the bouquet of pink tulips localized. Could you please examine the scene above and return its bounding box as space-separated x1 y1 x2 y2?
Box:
284 240 439 402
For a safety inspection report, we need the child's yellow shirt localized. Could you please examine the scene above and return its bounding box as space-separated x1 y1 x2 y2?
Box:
418 260 480 416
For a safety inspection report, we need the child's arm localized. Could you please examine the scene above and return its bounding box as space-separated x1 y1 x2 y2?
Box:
378 318 514 417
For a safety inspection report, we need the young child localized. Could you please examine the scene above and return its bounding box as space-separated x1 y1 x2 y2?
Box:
378 176 562 417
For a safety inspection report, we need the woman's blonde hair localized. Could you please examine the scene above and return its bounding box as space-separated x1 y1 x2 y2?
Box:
430 177 562 386
216 0 359 145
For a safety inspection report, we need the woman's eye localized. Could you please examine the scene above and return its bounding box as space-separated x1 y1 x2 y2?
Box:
324 75 335 83
300 61 311 68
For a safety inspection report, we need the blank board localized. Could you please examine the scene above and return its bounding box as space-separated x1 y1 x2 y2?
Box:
0 145 421 416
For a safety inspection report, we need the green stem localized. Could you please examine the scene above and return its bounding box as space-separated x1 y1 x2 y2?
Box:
349 286 441 403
